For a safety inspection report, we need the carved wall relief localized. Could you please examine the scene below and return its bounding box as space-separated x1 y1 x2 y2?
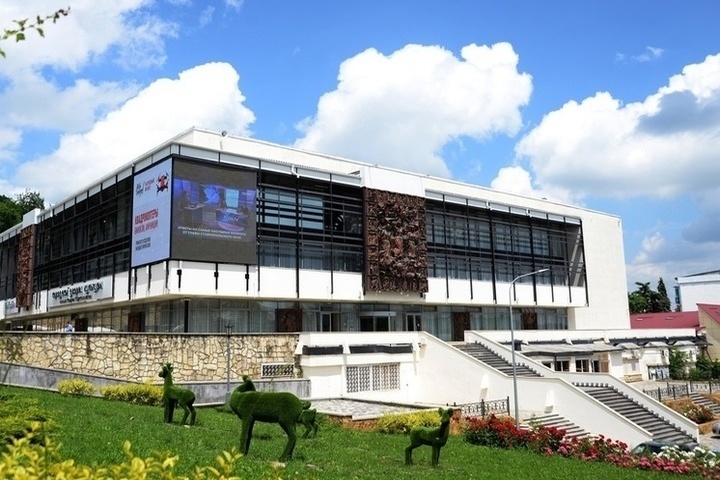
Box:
16 225 36 308
364 189 428 293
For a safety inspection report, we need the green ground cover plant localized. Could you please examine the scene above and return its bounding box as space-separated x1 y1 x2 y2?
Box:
57 378 96 396
100 380 163 405
0 385 686 480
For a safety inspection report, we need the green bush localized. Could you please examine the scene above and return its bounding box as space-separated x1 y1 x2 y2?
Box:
57 378 96 397
0 393 54 443
682 404 715 424
0 422 245 480
376 409 443 434
100 381 163 406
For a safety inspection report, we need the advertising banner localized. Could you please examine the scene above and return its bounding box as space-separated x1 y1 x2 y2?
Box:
131 159 172 267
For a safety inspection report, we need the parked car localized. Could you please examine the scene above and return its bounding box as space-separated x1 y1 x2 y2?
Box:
631 440 699 456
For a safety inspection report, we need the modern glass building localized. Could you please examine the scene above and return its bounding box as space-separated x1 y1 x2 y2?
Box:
0 128 630 339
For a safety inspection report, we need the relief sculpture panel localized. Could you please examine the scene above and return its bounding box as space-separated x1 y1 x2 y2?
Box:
364 189 428 293
16 225 36 308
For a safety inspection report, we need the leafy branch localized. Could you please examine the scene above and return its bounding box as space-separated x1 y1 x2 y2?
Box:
0 7 70 58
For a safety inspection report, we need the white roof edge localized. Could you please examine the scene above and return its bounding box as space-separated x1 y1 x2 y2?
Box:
4 127 620 236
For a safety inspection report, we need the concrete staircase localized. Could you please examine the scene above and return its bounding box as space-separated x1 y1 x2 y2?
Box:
578 384 695 444
455 342 542 377
690 392 720 416
521 413 590 439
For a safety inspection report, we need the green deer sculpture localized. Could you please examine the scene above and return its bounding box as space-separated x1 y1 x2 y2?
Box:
405 407 455 467
158 363 196 426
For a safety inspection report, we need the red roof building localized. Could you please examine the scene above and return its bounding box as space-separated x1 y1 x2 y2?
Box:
630 311 701 331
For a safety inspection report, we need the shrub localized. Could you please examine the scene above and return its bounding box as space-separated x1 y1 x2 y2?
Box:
463 414 535 449
0 394 55 443
376 409 445 434
0 422 247 480
682 404 715 424
57 378 96 397
100 380 163 406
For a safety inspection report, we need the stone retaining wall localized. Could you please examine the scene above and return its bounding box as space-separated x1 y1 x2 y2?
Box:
0 333 299 382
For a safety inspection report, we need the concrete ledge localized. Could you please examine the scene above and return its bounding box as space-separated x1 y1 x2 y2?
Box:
0 361 311 405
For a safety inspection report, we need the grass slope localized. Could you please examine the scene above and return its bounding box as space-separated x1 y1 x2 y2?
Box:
3 386 680 480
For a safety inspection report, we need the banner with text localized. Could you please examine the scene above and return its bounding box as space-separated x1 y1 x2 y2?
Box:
131 158 172 267
49 278 112 308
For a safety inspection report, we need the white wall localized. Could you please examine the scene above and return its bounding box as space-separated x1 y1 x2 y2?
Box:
296 331 697 446
677 272 720 311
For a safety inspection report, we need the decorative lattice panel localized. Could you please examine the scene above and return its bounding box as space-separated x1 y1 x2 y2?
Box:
347 363 400 393
346 365 372 393
261 363 295 378
371 363 400 391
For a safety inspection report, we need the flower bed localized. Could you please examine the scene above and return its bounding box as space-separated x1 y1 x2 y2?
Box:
463 414 720 478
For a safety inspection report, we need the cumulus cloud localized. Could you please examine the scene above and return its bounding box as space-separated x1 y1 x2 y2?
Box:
294 42 532 177
626 229 720 290
0 0 181 172
0 1 175 72
514 53 720 201
489 165 574 203
10 63 255 203
615 46 664 64
0 72 138 132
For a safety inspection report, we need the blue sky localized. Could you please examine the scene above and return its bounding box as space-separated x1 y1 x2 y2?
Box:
2 1 720 295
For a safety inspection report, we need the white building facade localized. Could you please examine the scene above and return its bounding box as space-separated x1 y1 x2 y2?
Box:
0 128 631 337
676 270 720 312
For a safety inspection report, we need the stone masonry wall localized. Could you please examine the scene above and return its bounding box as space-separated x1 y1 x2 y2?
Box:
0 333 298 382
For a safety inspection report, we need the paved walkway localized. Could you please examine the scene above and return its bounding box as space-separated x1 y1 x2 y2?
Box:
311 398 430 420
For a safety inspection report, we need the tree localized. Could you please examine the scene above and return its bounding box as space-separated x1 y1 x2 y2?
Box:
627 279 672 314
0 7 70 58
0 190 44 232
15 189 45 212
628 291 647 314
0 195 22 232
668 347 687 380
656 278 672 312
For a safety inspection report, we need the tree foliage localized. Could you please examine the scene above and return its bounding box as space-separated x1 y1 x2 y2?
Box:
0 189 44 232
668 347 687 380
627 278 672 314
0 7 70 58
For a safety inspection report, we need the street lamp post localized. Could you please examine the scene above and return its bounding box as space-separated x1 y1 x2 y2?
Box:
225 323 233 403
508 268 549 426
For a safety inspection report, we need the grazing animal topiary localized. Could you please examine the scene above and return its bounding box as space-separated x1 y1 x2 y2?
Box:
229 375 315 461
158 363 196 426
405 407 455 467
298 404 319 439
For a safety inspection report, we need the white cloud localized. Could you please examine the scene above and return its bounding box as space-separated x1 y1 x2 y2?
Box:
615 46 664 64
113 13 179 70
294 42 532 178
489 165 574 203
634 46 664 63
10 63 256 203
513 53 720 201
0 1 182 169
0 72 138 132
0 1 174 72
199 6 215 27
225 0 244 11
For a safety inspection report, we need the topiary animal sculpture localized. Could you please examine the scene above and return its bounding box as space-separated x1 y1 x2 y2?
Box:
229 375 315 461
298 405 318 439
158 363 196 426
405 407 455 467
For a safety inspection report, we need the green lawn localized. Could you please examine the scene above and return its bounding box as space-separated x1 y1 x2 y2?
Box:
2 385 690 479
